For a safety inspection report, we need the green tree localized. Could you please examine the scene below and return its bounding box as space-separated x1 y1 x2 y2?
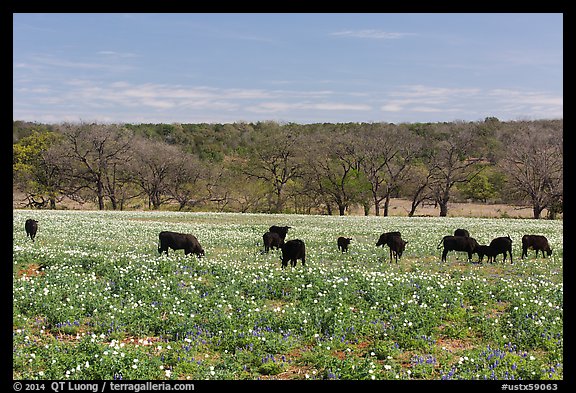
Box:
457 169 497 202
13 130 62 209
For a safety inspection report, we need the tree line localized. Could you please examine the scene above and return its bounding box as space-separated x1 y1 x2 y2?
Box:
12 118 563 219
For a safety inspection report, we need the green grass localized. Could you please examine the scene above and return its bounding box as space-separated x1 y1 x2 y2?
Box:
13 210 563 380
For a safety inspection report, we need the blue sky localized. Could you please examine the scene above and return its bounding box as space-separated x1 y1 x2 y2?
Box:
13 13 563 124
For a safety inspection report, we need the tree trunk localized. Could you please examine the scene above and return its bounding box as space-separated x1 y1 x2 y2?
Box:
275 191 283 213
383 194 391 217
439 201 448 217
109 195 118 210
363 202 370 216
97 181 105 210
533 205 543 219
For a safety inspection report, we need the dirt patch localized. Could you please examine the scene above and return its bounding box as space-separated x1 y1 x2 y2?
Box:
436 337 476 352
347 198 548 219
17 263 44 278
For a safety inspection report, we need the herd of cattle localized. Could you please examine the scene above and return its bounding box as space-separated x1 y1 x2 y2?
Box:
24 218 553 269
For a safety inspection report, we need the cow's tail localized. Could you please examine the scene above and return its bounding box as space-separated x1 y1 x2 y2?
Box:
436 237 445 249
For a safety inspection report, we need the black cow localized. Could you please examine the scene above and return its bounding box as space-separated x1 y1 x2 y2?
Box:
454 228 470 237
437 235 479 262
269 226 291 241
521 235 552 259
375 231 401 247
281 239 306 269
25 219 38 242
158 231 204 257
488 236 513 264
263 231 284 253
375 232 404 262
337 237 352 253
388 236 408 264
475 244 497 263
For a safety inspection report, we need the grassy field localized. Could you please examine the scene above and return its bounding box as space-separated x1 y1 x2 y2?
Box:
13 210 563 381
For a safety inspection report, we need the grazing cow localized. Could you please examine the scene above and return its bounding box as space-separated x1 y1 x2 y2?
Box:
375 231 401 248
376 232 404 262
337 237 352 253
454 228 470 237
158 231 204 257
281 239 306 269
488 236 513 264
437 235 479 262
521 235 552 259
269 226 291 241
25 219 38 242
387 236 408 264
263 231 284 253
475 244 498 263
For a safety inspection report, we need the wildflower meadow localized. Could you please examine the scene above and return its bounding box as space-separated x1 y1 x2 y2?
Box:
13 210 563 381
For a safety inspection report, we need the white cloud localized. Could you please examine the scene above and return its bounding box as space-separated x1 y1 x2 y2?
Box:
97 51 138 58
13 79 563 124
379 84 562 119
380 104 403 112
331 30 416 39
313 103 371 111
247 101 371 114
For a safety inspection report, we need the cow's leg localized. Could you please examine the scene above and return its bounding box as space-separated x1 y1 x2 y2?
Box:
441 249 448 262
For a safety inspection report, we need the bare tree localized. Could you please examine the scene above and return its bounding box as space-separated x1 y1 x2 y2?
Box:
427 123 485 217
208 160 268 213
165 151 207 210
129 137 183 209
304 129 368 216
54 122 133 210
501 122 563 219
401 162 436 217
242 122 303 213
356 124 395 216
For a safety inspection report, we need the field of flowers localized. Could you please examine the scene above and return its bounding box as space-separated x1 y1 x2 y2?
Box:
13 210 563 381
